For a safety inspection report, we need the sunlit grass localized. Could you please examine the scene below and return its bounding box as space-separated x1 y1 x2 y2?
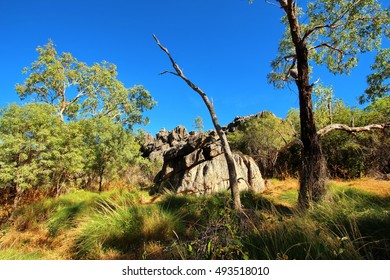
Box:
0 178 389 259
73 199 184 259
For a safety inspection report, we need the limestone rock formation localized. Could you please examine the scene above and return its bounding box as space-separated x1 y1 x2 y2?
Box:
142 126 266 195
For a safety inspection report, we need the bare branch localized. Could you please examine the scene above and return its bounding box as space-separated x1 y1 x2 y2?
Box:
279 137 303 153
317 123 390 137
275 128 289 145
310 78 321 87
265 0 283 8
284 54 297 62
310 43 343 54
159 70 178 76
303 23 343 42
152 34 208 106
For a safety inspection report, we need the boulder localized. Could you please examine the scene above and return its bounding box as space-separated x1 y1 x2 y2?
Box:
151 129 266 195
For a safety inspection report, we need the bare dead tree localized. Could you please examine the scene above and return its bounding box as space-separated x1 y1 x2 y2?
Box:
153 34 242 212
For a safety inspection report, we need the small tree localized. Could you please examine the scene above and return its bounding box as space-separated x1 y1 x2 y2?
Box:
77 116 142 192
0 103 79 212
16 40 156 129
228 112 295 178
193 116 204 134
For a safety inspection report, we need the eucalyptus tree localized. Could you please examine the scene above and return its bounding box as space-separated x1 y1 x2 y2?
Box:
250 0 389 208
16 40 156 129
77 116 142 192
0 103 82 212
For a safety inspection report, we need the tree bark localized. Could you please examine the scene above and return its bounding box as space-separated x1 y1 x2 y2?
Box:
153 35 242 212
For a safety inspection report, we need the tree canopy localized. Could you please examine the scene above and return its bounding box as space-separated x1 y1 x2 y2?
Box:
16 40 156 129
263 0 389 88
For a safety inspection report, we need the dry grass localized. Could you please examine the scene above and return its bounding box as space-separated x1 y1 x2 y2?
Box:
331 177 390 196
263 177 390 197
263 178 299 195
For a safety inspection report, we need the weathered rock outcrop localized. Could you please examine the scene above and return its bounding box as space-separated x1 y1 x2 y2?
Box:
142 126 266 195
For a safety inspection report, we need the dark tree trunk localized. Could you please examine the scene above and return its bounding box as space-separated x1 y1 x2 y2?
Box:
283 1 327 209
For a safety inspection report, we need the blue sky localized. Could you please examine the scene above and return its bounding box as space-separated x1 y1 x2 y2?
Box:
0 0 388 135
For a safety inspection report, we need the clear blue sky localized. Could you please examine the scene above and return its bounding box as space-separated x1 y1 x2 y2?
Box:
0 0 388 135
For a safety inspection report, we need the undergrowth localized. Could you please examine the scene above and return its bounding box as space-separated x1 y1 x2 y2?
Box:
0 180 389 259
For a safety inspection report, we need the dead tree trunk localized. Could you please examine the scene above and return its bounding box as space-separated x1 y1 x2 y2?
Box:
153 35 242 212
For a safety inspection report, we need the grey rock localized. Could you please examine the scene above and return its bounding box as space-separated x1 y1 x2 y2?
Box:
150 128 265 195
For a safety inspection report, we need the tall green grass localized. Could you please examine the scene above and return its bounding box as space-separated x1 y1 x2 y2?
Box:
243 184 390 259
73 199 184 259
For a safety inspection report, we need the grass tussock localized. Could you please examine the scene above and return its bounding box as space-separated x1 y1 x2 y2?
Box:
0 179 389 260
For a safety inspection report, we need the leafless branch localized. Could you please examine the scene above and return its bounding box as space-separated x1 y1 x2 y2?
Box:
310 78 321 87
160 70 178 76
317 123 390 137
303 23 343 42
275 128 289 145
279 137 303 153
265 0 282 8
284 54 297 62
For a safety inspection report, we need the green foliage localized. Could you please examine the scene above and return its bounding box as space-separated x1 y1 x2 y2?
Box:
319 96 390 178
227 112 295 177
0 102 146 203
0 250 44 260
16 40 156 129
76 116 142 191
282 96 389 178
11 190 101 232
193 116 204 133
0 103 78 193
265 0 389 87
160 192 249 260
361 48 390 104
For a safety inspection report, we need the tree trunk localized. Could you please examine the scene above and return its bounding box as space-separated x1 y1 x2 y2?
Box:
98 169 104 193
8 185 24 221
296 46 327 209
283 1 327 208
